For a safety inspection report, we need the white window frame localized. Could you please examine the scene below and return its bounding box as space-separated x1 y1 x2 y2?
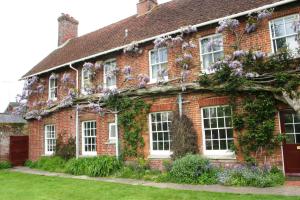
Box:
81 68 92 94
201 106 235 158
103 59 117 89
45 125 56 156
149 112 172 157
269 14 300 54
108 123 117 143
82 120 97 156
199 34 224 74
149 47 168 83
48 77 58 101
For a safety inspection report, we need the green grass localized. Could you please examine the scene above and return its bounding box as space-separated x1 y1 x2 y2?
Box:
0 171 299 200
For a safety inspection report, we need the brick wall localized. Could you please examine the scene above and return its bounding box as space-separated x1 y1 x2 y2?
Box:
26 4 300 169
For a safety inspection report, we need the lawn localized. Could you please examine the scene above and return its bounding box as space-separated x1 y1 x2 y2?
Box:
0 171 299 200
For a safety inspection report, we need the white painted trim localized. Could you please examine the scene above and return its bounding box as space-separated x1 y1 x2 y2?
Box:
200 106 235 157
148 112 172 157
22 0 297 80
81 120 97 156
108 122 117 142
278 111 286 175
44 124 56 156
48 77 57 101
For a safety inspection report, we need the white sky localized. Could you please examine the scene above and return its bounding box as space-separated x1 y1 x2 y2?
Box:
0 0 170 112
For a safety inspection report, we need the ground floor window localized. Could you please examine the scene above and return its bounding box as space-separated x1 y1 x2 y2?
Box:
45 125 56 155
202 106 234 157
149 112 172 156
82 121 97 156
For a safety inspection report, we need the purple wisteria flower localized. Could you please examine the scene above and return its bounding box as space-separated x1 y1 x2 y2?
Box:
171 35 184 45
47 100 54 107
137 74 150 88
181 70 190 82
257 9 273 20
180 25 197 34
123 65 133 81
216 19 240 33
61 73 71 83
292 18 300 32
68 89 77 98
83 62 94 70
253 51 265 60
95 61 103 70
229 60 243 69
88 102 103 113
154 36 172 49
233 50 246 58
245 23 257 34
123 41 142 54
37 84 45 94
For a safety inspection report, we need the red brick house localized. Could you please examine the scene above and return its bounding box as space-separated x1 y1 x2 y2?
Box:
21 0 300 174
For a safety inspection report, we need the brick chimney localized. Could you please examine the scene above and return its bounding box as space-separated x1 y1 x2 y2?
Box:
137 0 158 16
57 13 79 46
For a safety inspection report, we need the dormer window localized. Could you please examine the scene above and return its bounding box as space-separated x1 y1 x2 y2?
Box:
49 74 58 100
270 14 300 53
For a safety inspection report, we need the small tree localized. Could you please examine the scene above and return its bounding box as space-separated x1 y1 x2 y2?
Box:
170 112 198 160
55 132 76 160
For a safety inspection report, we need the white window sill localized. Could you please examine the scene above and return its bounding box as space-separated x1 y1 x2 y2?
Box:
43 153 54 157
148 154 171 159
203 154 236 160
81 152 97 157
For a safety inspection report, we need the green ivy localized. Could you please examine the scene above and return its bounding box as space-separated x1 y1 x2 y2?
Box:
105 96 150 158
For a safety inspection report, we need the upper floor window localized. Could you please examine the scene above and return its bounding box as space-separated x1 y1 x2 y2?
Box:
45 125 56 155
104 59 117 89
82 121 97 156
82 68 92 92
270 14 299 53
150 48 168 83
201 106 234 157
200 34 224 73
49 76 58 100
149 112 172 156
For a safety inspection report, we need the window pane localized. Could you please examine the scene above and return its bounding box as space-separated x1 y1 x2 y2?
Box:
296 134 300 144
285 114 293 123
201 38 211 54
220 140 227 150
276 38 287 50
205 130 211 139
273 19 285 37
213 140 219 150
285 124 294 133
294 114 300 123
212 36 223 51
159 48 168 62
214 51 224 62
203 109 209 118
225 117 232 127
210 108 217 117
153 142 158 150
158 132 163 140
286 36 298 52
219 129 226 139
210 118 217 128
202 54 213 70
158 142 164 150
218 118 225 128
295 124 300 133
206 140 212 150
285 15 298 35
212 130 218 139
227 129 233 139
286 134 295 144
151 51 159 64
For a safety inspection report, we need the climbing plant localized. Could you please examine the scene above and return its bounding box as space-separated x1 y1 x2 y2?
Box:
105 96 151 158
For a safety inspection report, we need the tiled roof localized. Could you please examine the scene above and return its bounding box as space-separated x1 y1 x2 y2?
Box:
0 114 26 124
23 0 286 78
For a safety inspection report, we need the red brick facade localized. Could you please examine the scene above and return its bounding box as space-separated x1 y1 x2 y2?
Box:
26 3 300 171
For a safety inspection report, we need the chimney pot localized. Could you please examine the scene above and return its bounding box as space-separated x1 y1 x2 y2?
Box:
57 13 79 46
137 0 158 16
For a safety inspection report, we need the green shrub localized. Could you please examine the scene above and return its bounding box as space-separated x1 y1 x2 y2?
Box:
0 161 12 169
65 156 121 177
28 156 66 172
162 160 173 172
169 154 212 184
170 113 198 160
24 160 36 168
